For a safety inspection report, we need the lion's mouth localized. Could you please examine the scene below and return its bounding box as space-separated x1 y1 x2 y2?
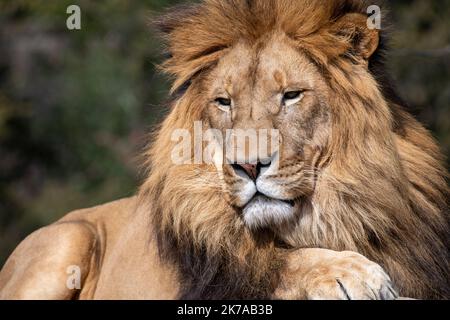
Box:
228 159 303 215
251 192 295 207
242 193 297 229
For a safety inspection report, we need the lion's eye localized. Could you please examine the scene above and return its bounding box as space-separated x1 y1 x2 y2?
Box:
283 90 304 107
215 97 232 111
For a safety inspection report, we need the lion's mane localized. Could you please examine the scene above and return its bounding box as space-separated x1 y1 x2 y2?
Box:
139 0 449 299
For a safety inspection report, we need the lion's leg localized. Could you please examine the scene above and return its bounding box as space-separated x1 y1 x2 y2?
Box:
0 221 98 300
274 248 399 300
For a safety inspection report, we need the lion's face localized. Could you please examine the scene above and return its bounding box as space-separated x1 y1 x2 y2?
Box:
201 33 331 229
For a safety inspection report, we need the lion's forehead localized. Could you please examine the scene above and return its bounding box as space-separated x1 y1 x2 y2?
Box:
210 34 317 95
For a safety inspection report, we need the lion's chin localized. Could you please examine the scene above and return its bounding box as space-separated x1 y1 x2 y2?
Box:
242 194 296 229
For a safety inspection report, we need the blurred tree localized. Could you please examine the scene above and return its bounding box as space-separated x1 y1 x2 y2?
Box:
0 0 184 263
388 0 450 162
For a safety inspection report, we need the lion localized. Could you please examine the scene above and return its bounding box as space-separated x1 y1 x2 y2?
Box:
0 0 448 300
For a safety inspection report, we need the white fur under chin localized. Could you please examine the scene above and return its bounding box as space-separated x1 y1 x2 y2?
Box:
243 195 295 229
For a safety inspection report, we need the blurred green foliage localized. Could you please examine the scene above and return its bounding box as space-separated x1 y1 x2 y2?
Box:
0 0 449 265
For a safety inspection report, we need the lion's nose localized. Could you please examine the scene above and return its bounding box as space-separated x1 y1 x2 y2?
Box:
232 162 270 181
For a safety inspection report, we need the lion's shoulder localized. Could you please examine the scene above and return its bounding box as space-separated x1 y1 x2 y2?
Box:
59 196 138 226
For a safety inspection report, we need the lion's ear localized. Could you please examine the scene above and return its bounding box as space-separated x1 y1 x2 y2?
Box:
330 13 380 61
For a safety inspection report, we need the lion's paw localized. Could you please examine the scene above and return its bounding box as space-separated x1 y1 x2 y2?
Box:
275 249 399 300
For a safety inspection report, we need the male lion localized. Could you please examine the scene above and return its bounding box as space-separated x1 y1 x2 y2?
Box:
0 0 449 300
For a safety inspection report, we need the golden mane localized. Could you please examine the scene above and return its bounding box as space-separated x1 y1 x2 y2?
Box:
139 0 449 299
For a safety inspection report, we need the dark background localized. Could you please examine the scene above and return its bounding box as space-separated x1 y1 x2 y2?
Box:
0 0 449 265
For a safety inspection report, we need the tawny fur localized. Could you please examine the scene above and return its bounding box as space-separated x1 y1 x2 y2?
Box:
139 0 449 299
